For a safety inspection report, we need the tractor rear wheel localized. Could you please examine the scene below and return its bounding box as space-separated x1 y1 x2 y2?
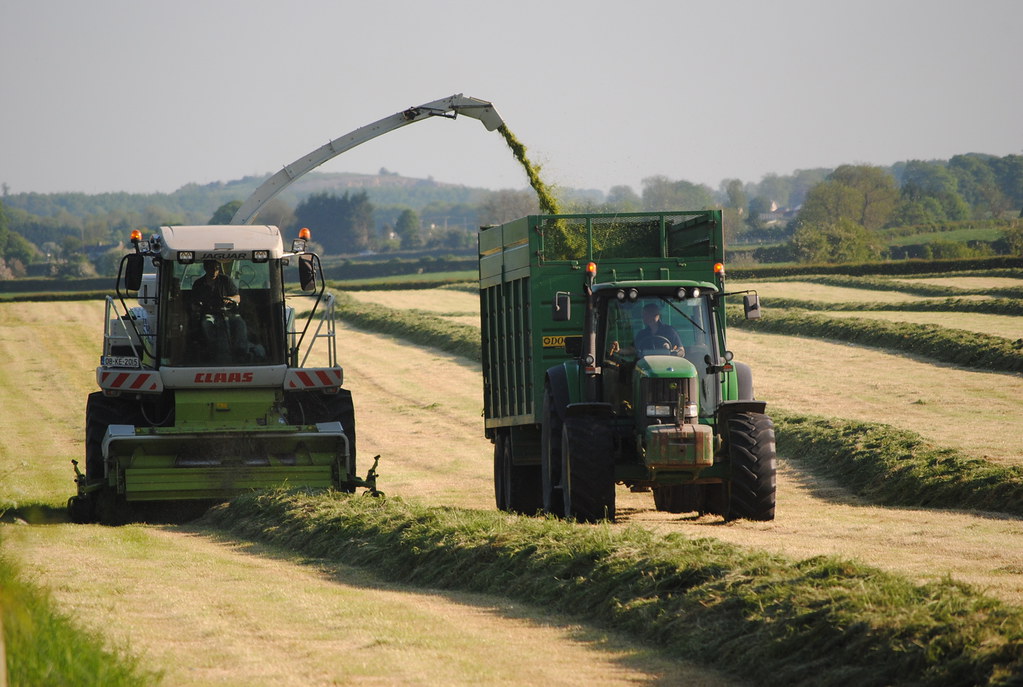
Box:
561 415 615 523
724 412 777 521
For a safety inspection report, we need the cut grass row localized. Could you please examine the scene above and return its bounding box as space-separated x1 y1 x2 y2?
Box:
0 546 158 687
763 296 1023 317
201 489 1023 687
755 274 1023 299
333 294 1023 517
727 310 1023 372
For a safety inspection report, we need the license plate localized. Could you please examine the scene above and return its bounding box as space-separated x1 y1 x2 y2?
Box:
101 355 141 368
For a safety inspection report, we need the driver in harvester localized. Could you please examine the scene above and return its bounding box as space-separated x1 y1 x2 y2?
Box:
634 302 684 354
192 259 246 356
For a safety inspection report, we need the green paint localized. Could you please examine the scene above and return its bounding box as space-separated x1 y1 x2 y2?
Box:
498 125 561 215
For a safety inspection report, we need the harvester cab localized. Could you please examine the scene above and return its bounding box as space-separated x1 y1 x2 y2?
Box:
70 224 377 524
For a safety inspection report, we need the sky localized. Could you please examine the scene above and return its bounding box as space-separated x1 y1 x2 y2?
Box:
1 0 1021 198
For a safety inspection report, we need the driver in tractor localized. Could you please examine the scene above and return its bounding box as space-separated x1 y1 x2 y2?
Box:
634 302 684 354
191 259 248 359
607 301 685 362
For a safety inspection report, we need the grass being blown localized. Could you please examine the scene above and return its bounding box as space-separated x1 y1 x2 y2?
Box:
201 488 1023 687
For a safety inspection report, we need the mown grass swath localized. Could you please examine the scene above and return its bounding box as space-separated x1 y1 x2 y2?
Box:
751 274 1023 300
202 490 1023 686
727 310 1023 373
773 410 1023 515
763 297 1023 317
0 550 159 687
333 292 481 361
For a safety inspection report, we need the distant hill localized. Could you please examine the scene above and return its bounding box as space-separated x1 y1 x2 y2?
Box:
0 170 497 224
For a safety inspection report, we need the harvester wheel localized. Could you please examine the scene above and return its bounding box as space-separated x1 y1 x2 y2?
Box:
85 392 139 480
95 487 131 526
80 392 141 525
67 495 95 524
724 412 777 521
284 390 357 490
561 415 615 523
495 430 542 515
540 387 564 515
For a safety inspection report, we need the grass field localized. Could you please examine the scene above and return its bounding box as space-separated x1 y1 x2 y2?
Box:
3 263 1023 685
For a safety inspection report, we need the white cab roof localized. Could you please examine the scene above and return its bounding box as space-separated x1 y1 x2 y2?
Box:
155 225 285 260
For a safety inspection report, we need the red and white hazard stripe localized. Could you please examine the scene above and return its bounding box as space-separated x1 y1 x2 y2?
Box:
97 369 164 393
284 368 343 390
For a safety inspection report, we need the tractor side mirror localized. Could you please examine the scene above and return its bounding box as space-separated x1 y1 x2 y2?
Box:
124 254 144 291
552 292 571 321
743 293 762 320
298 254 317 292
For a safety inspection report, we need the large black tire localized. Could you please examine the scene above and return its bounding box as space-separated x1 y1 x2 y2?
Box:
724 412 777 521
79 392 142 525
284 389 357 488
561 415 616 523
540 387 564 515
494 431 543 515
653 483 728 516
494 433 508 511
652 484 697 513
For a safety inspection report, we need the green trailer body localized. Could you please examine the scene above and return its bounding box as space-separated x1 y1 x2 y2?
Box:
479 212 776 522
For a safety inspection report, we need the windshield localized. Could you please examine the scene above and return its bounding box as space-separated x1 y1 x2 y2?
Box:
158 259 286 366
603 294 719 415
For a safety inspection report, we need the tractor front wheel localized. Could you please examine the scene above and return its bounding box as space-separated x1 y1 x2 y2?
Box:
724 412 777 521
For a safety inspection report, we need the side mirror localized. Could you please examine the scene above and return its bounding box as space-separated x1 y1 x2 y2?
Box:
298 254 317 292
552 292 571 321
124 254 144 291
743 293 762 320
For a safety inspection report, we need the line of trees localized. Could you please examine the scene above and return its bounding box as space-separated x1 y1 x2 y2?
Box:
2 153 1021 277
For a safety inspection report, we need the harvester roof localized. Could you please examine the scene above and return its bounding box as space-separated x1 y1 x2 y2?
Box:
155 225 286 261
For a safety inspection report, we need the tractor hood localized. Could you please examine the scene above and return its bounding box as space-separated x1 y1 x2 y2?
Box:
635 355 697 378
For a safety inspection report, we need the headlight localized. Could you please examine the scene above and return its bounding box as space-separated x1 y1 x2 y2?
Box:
252 249 269 263
683 403 698 419
646 404 673 417
177 251 195 264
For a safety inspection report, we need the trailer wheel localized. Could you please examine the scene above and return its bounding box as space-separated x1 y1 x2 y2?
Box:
561 415 615 523
724 412 777 521
494 431 542 515
494 433 510 510
540 387 564 515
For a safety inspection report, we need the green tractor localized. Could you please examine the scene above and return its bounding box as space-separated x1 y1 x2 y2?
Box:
480 212 775 522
